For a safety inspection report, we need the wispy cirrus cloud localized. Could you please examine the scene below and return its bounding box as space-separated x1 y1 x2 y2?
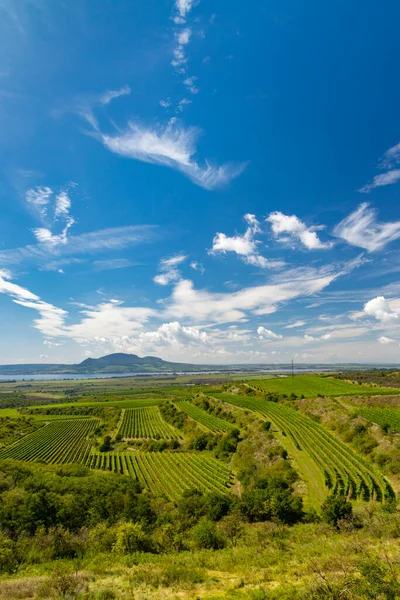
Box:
0 225 158 268
99 119 246 190
360 140 400 192
333 203 400 252
359 170 400 193
266 211 333 250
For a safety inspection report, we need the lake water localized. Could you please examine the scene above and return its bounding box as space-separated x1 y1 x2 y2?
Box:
0 365 345 382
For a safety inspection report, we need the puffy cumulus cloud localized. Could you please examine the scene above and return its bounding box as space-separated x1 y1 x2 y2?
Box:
267 212 332 250
257 326 283 340
99 119 246 190
154 254 187 286
378 336 396 345
333 203 400 252
304 333 331 342
210 214 284 269
363 296 399 324
140 321 208 346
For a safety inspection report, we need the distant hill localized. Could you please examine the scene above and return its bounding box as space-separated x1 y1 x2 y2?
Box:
0 353 208 375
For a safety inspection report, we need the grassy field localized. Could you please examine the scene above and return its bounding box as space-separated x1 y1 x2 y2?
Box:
246 375 400 397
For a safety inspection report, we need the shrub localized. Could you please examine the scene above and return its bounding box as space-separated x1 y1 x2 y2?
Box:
191 519 226 550
113 522 148 554
321 494 353 527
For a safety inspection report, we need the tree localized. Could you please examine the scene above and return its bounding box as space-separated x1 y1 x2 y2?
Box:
113 522 147 554
321 494 352 527
191 519 226 550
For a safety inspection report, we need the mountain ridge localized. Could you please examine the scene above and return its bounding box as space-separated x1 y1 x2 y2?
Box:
0 353 207 375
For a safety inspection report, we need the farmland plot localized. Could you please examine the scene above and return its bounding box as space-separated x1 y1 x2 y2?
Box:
219 394 394 503
175 401 234 432
85 451 233 502
118 406 181 439
0 418 98 465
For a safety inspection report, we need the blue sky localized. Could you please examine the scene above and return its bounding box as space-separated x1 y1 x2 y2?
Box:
1 0 400 365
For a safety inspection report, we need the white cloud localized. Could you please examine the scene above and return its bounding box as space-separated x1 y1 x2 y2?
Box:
184 76 199 94
378 336 396 345
334 203 400 252
359 170 400 193
304 333 331 343
93 259 134 271
26 185 76 248
99 85 131 105
0 225 157 268
210 214 284 269
71 86 131 130
257 326 283 340
177 98 192 112
267 211 332 250
175 0 195 18
359 141 400 192
154 254 187 286
363 296 399 324
54 192 71 218
190 261 205 274
165 267 340 324
100 119 246 190
172 28 192 70
26 186 52 218
380 142 400 169
285 320 306 328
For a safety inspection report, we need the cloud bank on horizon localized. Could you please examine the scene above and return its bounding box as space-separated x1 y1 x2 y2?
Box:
1 0 400 364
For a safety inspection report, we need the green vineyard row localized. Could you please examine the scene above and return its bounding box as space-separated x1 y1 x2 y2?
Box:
0 419 98 465
218 394 394 503
358 407 400 432
85 451 233 502
118 407 181 440
175 401 234 432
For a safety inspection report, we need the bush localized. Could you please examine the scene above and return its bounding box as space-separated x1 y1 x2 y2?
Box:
321 494 352 527
113 522 148 554
191 519 226 550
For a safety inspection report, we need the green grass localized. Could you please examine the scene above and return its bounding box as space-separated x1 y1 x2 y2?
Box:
245 375 400 397
0 408 20 418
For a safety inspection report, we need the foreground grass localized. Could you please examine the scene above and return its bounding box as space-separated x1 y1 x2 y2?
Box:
1 515 399 599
